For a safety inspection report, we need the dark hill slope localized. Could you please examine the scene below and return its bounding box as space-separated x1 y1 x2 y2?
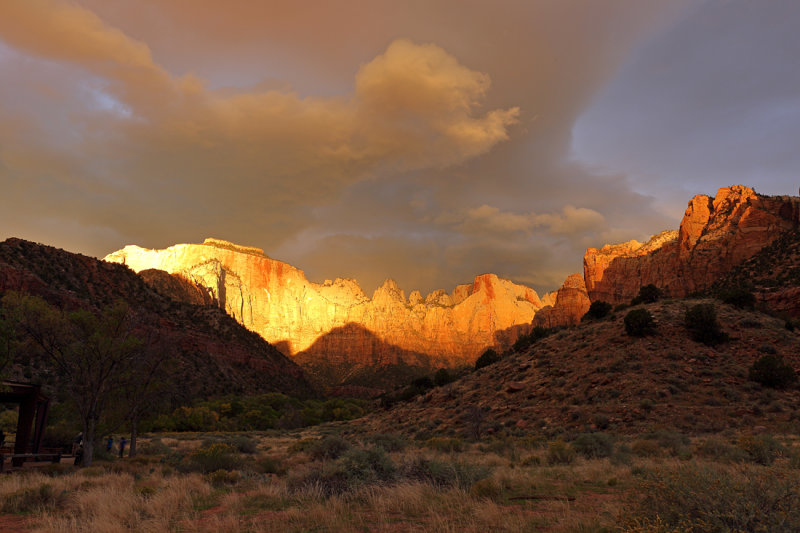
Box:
0 238 315 402
715 229 800 317
362 299 800 437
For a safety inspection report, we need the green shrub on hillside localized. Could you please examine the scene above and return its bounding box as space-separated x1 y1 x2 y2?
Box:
572 433 614 459
685 304 728 346
584 301 612 320
512 326 551 352
474 349 500 370
632 284 661 305
433 368 454 386
718 287 756 309
749 355 798 389
624 309 656 337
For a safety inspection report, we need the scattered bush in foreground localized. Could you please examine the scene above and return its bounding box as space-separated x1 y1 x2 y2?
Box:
572 433 614 459
584 301 612 320
737 434 786 466
748 354 798 389
624 309 656 337
474 349 500 370
309 435 352 461
546 440 576 465
185 443 243 473
621 463 800 532
685 303 728 346
401 457 489 490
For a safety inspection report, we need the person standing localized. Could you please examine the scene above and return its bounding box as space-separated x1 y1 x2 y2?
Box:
119 436 127 458
106 436 113 453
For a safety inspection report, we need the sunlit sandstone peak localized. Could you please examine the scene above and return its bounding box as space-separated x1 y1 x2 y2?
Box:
104 238 544 376
584 185 800 305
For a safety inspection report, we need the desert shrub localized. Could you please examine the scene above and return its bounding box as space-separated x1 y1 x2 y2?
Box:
433 368 454 386
718 287 756 309
695 436 748 463
685 303 728 346
411 376 435 390
257 455 287 475
226 435 258 454
631 439 661 457
137 438 172 456
185 443 243 473
309 435 352 461
206 469 240 487
584 301 612 320
593 414 610 430
425 437 464 453
289 461 351 496
621 463 800 531
737 434 786 466
367 433 408 453
748 355 798 389
625 309 656 337
287 438 317 455
512 326 551 352
572 433 614 459
470 478 502 501
401 457 489 489
341 447 397 484
2 483 67 514
474 349 500 370
632 284 661 305
644 430 690 457
546 440 576 465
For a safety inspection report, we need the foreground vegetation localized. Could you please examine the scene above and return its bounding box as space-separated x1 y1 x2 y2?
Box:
2 428 800 531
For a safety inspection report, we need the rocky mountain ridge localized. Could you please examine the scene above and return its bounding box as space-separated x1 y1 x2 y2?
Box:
105 239 545 388
583 185 800 308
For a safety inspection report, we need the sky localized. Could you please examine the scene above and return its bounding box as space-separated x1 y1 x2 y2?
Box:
1 0 798 296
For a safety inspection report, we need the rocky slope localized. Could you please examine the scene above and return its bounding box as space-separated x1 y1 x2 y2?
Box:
105 238 544 388
361 298 800 437
584 186 800 307
0 238 315 403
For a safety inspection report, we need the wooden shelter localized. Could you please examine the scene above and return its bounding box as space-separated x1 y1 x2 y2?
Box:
0 380 53 469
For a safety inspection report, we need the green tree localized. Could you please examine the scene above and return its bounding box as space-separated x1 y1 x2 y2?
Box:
3 293 152 466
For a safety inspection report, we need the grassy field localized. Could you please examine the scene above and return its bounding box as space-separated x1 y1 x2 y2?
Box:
2 428 800 532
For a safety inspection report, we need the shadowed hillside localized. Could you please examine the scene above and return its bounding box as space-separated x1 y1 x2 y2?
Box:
0 238 316 403
362 298 800 438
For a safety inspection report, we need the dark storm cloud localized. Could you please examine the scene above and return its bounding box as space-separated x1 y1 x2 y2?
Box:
10 0 784 298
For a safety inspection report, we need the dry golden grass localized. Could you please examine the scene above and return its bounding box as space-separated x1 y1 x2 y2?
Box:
2 430 799 532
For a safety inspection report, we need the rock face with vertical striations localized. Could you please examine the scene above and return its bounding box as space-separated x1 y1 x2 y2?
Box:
105 239 545 388
583 186 800 305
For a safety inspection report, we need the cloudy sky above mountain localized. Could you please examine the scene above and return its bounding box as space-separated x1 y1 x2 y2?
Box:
1 0 798 295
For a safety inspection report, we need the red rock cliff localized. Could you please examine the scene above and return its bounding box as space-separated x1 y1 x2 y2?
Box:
584 186 800 304
105 238 544 369
533 273 591 327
